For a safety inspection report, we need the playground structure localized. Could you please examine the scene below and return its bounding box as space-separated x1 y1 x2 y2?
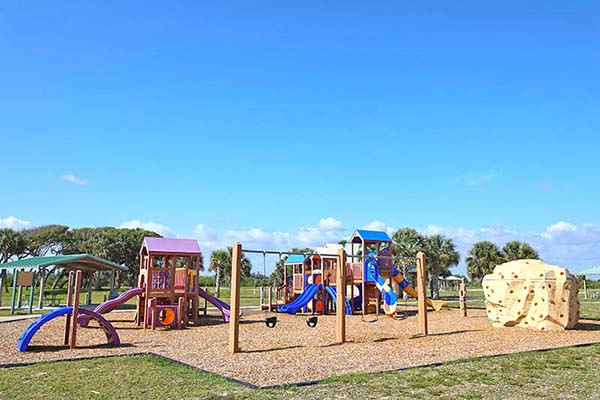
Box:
135 237 202 329
275 230 446 318
17 270 120 352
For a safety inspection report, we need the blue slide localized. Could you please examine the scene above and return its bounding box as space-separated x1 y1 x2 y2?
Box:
277 284 322 314
325 286 353 315
365 257 398 315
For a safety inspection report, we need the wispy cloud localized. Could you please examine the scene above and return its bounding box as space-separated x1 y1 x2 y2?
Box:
456 169 501 187
0 216 31 230
61 173 88 185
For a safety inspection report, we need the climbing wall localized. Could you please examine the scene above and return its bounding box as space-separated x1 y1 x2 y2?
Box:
482 260 580 331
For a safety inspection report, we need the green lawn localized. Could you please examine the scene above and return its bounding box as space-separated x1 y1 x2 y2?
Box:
0 344 599 399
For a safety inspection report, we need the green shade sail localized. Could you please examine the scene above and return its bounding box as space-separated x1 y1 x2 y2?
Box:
0 254 128 272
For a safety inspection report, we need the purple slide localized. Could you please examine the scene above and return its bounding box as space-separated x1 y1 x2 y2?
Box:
198 287 242 322
78 287 144 327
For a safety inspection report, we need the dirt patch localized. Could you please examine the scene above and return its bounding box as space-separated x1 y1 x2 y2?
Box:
1 308 599 387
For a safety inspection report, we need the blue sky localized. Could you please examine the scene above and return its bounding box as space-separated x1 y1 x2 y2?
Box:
1 1 599 274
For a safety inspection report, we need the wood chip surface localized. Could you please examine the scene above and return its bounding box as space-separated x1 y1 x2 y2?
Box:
1 308 599 387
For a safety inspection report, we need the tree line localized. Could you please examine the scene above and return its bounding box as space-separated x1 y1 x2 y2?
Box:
2 224 540 298
0 225 166 289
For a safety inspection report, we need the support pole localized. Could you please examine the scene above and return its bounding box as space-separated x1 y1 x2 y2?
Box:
459 278 467 317
0 269 5 307
268 286 273 312
336 248 347 343
17 269 23 308
203 287 208 316
38 267 46 310
416 251 428 336
228 242 242 354
10 269 18 315
70 270 82 350
87 272 93 305
583 277 587 300
28 272 36 314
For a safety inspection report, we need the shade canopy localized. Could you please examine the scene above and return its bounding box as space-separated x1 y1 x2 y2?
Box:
0 254 128 272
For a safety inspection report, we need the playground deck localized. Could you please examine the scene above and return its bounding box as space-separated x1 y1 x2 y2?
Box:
1 309 599 387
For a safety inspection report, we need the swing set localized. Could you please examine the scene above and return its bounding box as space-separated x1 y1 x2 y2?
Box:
226 242 430 354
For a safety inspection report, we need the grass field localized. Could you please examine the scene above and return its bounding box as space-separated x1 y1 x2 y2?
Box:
0 344 598 399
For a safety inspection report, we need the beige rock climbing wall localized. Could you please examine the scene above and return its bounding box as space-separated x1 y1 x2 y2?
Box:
482 260 580 331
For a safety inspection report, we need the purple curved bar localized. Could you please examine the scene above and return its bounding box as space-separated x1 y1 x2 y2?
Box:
78 308 120 346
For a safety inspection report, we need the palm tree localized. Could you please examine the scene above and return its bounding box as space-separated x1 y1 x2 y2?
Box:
209 248 253 297
209 250 230 297
223 246 252 284
391 228 426 275
466 241 503 282
501 241 540 262
424 235 460 299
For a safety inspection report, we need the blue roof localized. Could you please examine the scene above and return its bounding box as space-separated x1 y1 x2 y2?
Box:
284 254 306 264
350 230 392 243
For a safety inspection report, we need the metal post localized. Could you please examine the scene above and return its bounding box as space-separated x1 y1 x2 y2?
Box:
38 266 46 310
87 272 93 305
10 269 18 315
29 272 36 314
17 269 23 308
268 286 273 312
0 269 5 307
459 278 467 317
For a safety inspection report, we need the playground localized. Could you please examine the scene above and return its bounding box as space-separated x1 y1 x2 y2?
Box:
1 307 599 387
0 233 599 390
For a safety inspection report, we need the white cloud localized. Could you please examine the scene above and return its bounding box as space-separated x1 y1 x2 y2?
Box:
61 173 88 185
362 220 395 236
546 221 577 234
0 216 32 230
318 217 344 231
120 220 175 237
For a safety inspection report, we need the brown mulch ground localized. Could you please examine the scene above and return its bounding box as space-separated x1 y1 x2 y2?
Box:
1 308 599 387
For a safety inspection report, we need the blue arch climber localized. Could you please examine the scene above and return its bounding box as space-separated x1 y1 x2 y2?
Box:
17 307 120 352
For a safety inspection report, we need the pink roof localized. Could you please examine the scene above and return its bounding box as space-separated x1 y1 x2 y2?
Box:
143 237 201 254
